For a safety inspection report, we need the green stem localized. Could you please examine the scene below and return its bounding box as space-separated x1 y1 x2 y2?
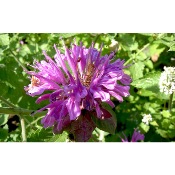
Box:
26 116 44 128
123 33 165 66
124 43 150 66
24 118 37 130
0 107 47 117
91 135 99 142
99 130 104 142
0 96 16 108
93 33 103 46
94 128 100 136
169 93 174 113
9 49 27 71
19 114 27 142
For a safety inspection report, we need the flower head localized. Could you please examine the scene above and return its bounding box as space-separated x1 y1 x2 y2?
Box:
24 38 132 140
118 128 145 142
142 114 152 125
159 66 175 95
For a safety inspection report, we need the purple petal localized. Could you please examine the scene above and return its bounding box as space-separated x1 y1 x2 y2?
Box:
66 97 81 120
131 129 145 142
120 74 132 85
36 94 51 104
32 100 64 115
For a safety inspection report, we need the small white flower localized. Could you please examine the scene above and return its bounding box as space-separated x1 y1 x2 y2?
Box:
142 114 152 125
159 66 175 95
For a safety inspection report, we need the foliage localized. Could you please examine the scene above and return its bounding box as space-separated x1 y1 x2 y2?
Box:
0 33 175 142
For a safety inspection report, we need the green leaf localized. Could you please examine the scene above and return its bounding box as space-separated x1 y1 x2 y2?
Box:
0 124 8 141
148 43 166 56
168 43 175 51
131 71 170 100
52 33 79 38
128 61 145 80
107 33 117 40
28 127 53 142
139 123 150 133
119 33 138 51
0 114 9 125
162 110 171 118
150 121 159 127
144 60 153 69
161 119 170 129
48 131 68 142
137 89 155 97
0 33 9 46
139 33 155 36
156 129 168 138
170 116 175 123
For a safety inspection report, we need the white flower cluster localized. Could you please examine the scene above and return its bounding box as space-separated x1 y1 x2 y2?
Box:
142 114 152 125
159 66 175 95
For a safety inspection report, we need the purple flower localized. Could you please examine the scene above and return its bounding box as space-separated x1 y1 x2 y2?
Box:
24 38 132 137
118 129 145 142
20 40 24 45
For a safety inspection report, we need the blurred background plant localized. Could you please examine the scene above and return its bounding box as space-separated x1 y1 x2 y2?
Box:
0 33 175 142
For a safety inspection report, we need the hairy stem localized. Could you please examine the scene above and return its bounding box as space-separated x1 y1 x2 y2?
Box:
93 33 103 46
0 96 16 108
124 43 150 66
99 130 104 142
124 33 165 66
19 115 27 142
0 107 47 117
94 128 100 137
24 118 37 130
9 49 28 71
169 93 174 113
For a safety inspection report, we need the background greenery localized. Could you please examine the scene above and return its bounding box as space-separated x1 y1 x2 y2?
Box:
0 33 175 142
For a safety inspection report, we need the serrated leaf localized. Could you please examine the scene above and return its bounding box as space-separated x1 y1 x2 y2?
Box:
149 43 166 56
0 33 9 46
139 33 155 36
131 71 170 100
139 123 150 133
0 124 8 141
162 110 171 118
137 89 154 96
128 61 145 80
170 116 175 123
52 33 79 38
167 129 175 138
144 60 153 69
28 127 53 142
161 119 170 129
150 121 159 127
168 43 175 51
119 33 138 51
131 71 160 91
156 129 168 138
0 114 9 125
107 33 117 40
48 131 68 142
